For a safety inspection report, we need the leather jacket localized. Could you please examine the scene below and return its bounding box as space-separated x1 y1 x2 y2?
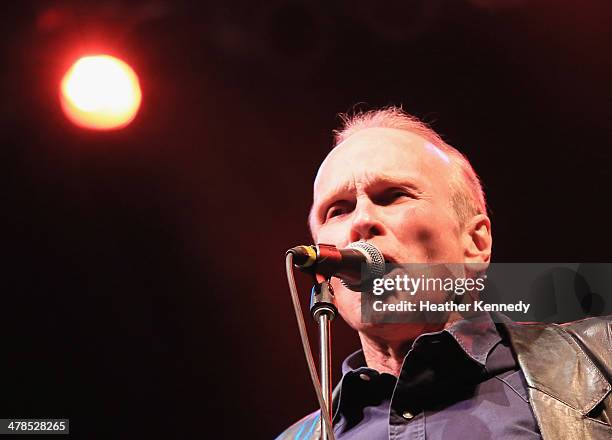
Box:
276 316 612 439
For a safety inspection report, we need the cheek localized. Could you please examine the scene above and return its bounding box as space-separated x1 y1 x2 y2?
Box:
391 207 460 260
313 222 347 245
391 206 437 240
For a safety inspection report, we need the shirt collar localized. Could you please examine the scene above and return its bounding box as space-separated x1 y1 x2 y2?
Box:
444 311 502 366
340 312 502 375
341 350 368 376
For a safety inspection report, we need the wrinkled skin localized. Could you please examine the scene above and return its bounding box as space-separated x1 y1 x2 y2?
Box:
309 127 492 345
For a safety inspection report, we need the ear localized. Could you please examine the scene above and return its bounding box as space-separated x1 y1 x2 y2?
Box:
462 214 492 274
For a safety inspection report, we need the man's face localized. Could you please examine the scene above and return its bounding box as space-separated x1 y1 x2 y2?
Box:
310 127 468 332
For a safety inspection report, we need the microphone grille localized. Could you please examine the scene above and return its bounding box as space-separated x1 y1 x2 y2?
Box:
347 241 386 280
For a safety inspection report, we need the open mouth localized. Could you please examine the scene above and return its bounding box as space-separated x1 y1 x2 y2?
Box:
382 254 396 264
381 254 397 274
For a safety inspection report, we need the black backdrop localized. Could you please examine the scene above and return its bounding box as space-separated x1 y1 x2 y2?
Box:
2 1 612 438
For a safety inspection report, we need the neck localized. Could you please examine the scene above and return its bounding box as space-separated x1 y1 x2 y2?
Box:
357 311 467 376
358 333 413 376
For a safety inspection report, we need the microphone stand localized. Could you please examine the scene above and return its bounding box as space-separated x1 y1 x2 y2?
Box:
310 279 337 440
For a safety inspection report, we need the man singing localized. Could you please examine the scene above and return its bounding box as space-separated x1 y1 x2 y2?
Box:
277 107 611 439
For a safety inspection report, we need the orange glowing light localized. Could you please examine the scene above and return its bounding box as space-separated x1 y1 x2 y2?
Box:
60 55 142 130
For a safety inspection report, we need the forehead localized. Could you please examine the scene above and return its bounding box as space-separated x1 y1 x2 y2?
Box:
313 127 452 199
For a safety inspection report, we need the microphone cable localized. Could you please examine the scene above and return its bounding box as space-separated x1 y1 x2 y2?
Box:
285 253 336 440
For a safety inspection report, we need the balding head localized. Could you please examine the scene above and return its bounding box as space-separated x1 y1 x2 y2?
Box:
328 107 487 229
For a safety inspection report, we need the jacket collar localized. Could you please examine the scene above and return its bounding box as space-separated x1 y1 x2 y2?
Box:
500 315 610 415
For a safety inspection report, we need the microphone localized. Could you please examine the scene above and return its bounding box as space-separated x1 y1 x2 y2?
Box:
287 241 385 291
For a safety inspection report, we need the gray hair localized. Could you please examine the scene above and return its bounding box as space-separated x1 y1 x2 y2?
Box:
333 107 487 225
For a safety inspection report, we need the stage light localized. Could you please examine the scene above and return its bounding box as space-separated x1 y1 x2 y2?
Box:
60 55 142 130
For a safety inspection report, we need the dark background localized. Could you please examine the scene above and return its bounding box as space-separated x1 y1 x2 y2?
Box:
2 0 611 438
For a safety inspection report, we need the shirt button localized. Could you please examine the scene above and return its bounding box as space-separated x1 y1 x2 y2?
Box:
402 410 414 420
358 373 371 381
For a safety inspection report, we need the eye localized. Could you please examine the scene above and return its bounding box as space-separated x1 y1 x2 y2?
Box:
324 201 352 222
391 190 408 199
326 206 345 220
377 188 414 205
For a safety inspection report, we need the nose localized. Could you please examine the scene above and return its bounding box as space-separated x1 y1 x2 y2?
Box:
349 199 386 242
